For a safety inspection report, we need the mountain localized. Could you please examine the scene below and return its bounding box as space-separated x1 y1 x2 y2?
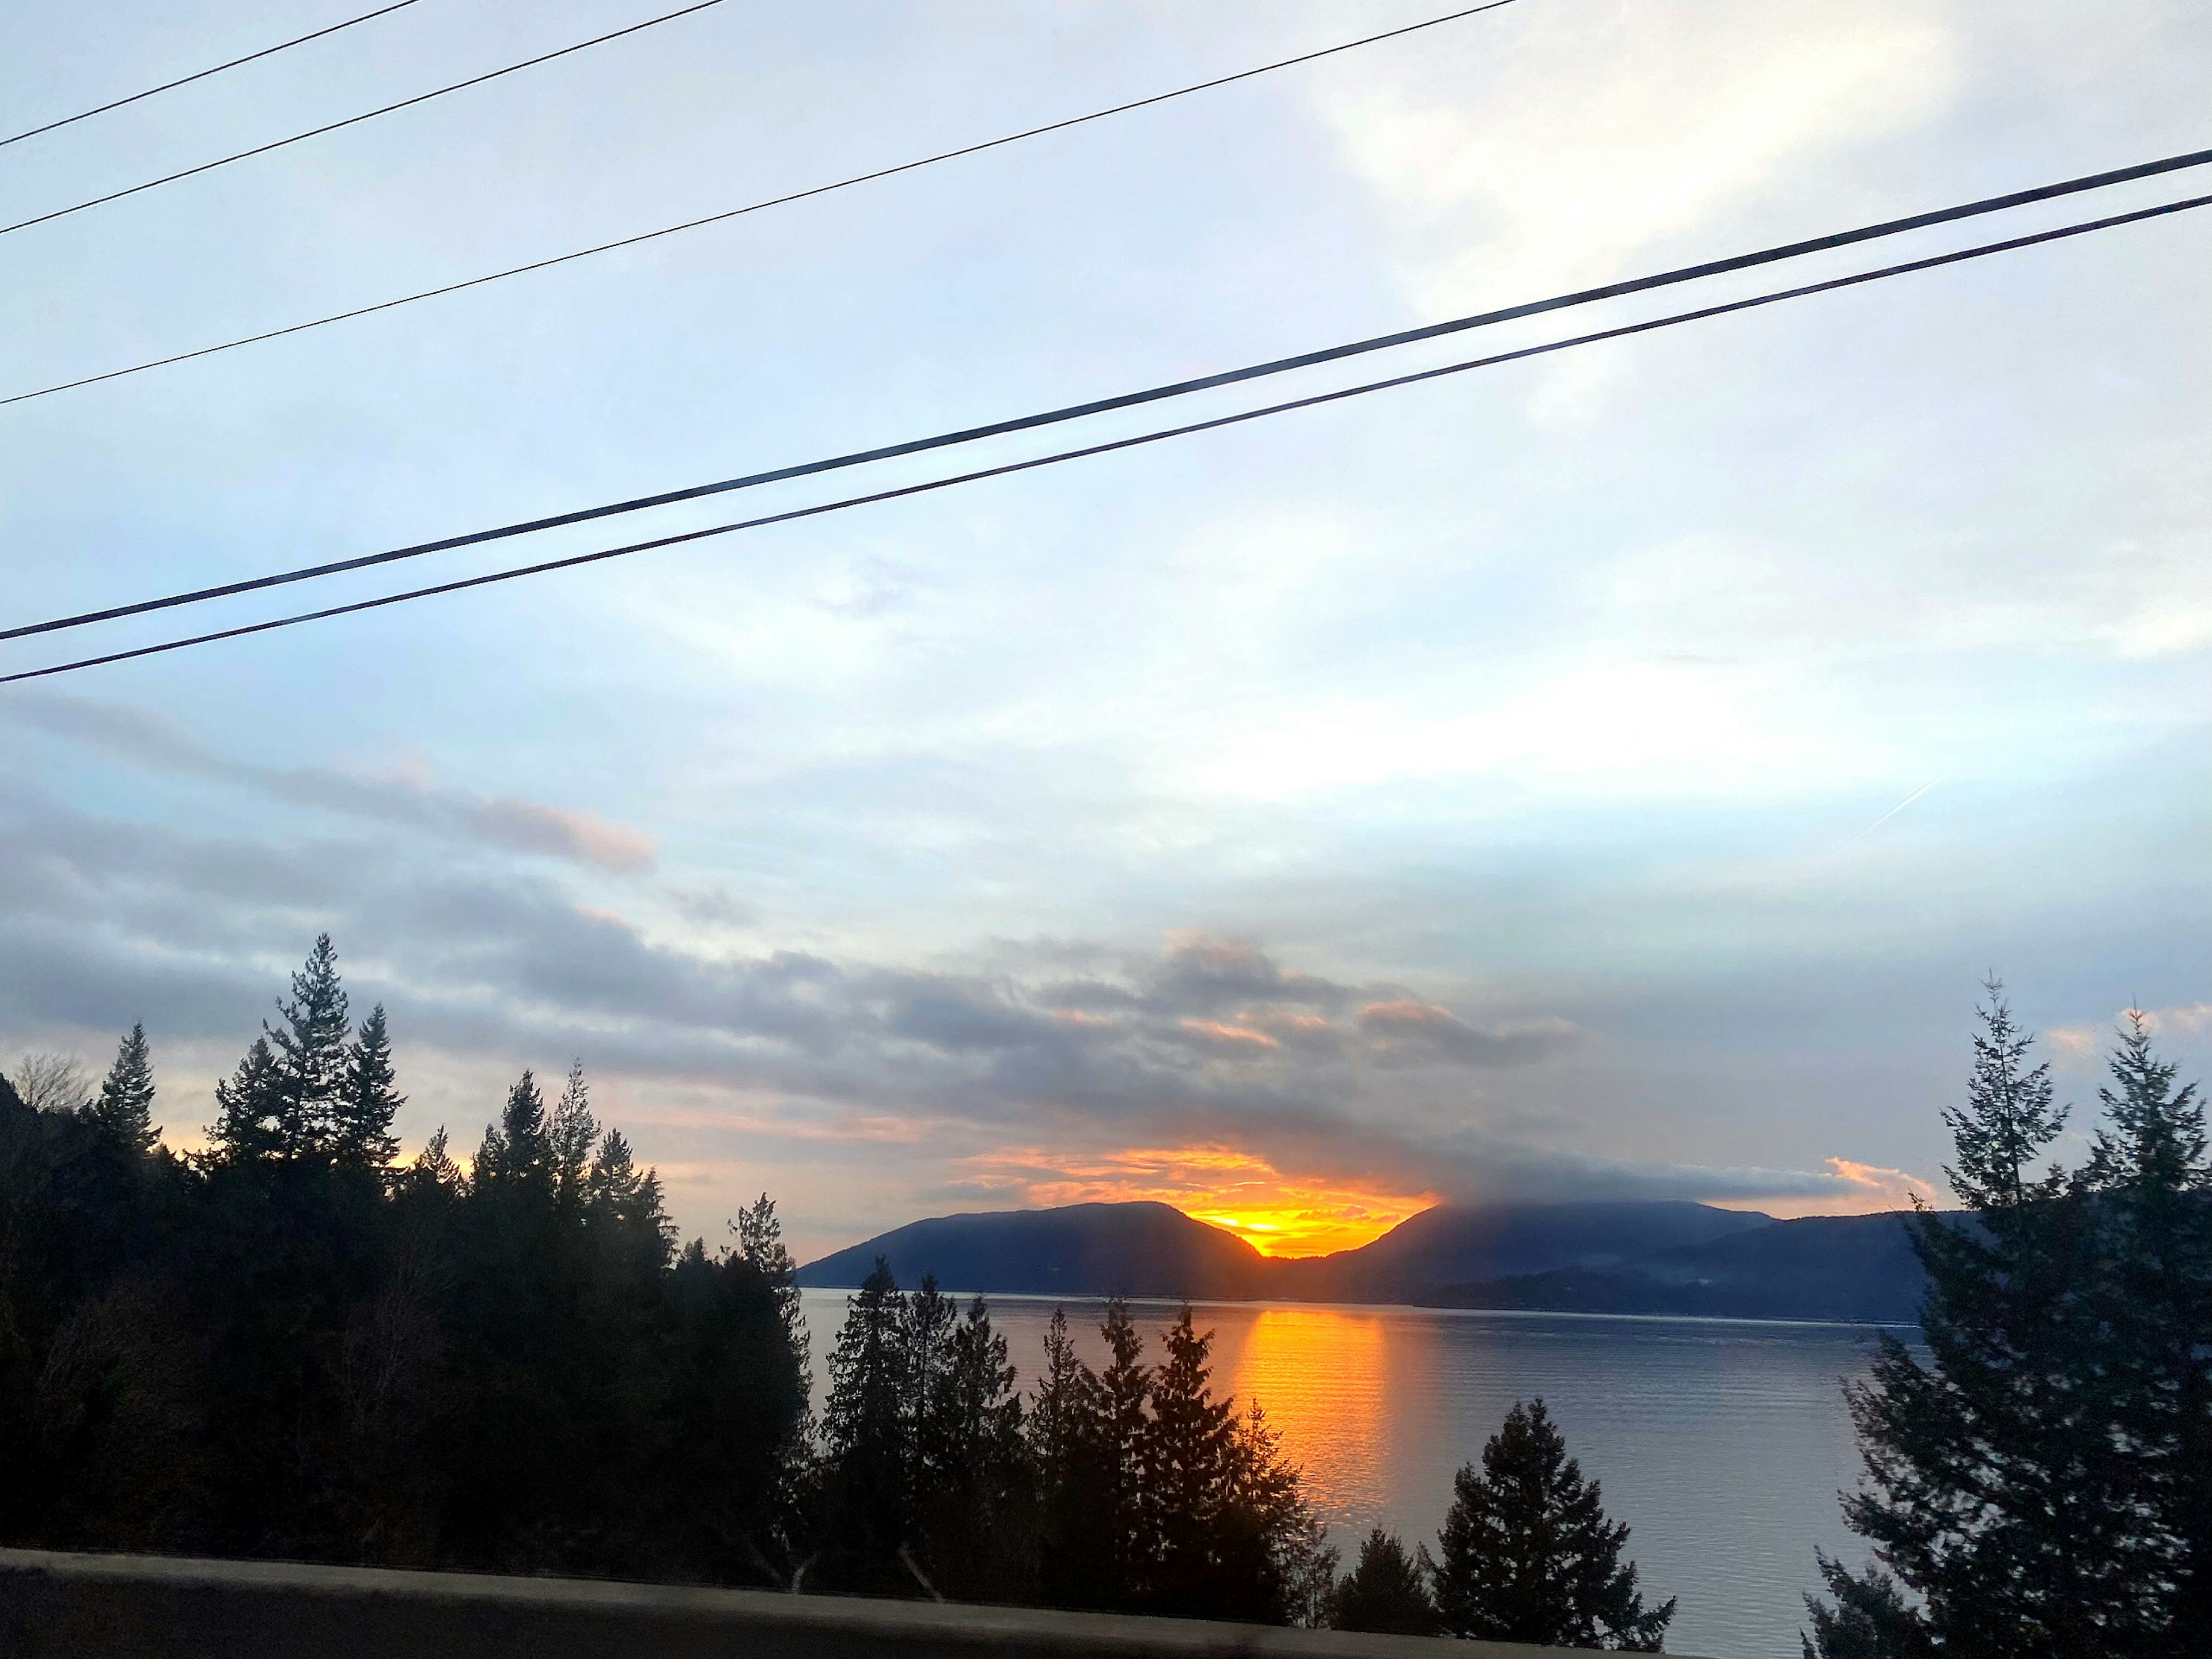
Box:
1271 1200 1775 1304
799 1198 1778 1304
794 1200 1271 1300
1422 1211 1929 1323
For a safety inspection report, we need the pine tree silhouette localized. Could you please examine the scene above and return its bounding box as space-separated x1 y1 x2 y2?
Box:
1815 990 2169 1654
209 1035 285 1161
1030 1304 1117 1609
820 1257 912 1586
1434 1397 1673 1651
266 934 350 1157
88 1022 158 1154
2082 1012 2211 1634
333 1004 403 1169
1098 1297 1151 1598
1141 1306 1244 1615
548 1060 597 1206
1815 993 2211 1654
1329 1528 1441 1634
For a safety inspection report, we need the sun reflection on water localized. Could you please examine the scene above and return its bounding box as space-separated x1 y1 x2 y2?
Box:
1212 1306 1394 1528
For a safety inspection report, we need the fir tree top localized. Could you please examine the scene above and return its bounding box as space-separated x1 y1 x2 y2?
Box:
1945 979 2069 1209
334 1003 404 1170
267 933 351 1157
2088 1009 2207 1195
89 1021 158 1155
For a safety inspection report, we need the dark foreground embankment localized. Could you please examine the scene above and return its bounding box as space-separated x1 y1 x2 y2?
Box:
0 1548 1693 1659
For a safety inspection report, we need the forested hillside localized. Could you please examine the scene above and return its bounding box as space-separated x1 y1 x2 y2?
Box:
1 938 1332 1620
0 938 808 1576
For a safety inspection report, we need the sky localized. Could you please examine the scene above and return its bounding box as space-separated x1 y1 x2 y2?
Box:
1 0 2206 1262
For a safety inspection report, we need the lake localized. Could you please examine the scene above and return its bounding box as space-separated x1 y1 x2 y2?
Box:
798 1289 1905 1659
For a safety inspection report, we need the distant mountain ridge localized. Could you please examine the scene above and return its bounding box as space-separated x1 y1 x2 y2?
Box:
797 1198 1932 1324
795 1201 1271 1300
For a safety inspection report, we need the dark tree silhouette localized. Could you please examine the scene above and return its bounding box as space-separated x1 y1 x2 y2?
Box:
1098 1297 1152 1598
1434 1397 1674 1651
209 1035 285 1161
1329 1527 1442 1635
817 1257 912 1591
1138 1305 1247 1616
2083 1016 2211 1636
88 1023 158 1155
333 1005 402 1169
267 933 351 1157
2 940 809 1589
912 1293 1034 1602
1030 1304 1117 1609
1809 990 2209 1658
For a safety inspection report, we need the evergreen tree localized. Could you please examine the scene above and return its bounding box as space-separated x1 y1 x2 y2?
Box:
587 1127 672 1269
87 1024 157 1155
1030 1304 1117 1609
332 1005 403 1169
913 1294 1035 1602
548 1060 597 1207
1434 1397 1673 1652
408 1125 465 1194
902 1276 961 1533
1330 1527 1442 1635
1810 988 2186 1658
266 934 351 1157
208 1036 285 1162
736 1193 806 1378
2080 1013 2211 1635
475 1071 551 1192
819 1257 912 1586
1945 979 2069 1209
731 1194 812 1569
1225 1400 1337 1627
1801 1556 1936 1659
1097 1297 1152 1600
1139 1306 1245 1616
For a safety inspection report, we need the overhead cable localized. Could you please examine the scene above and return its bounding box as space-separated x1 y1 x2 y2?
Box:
2 1 1525 410
0 0 728 240
7 143 2207 647
0 1 426 151
5 189 2204 687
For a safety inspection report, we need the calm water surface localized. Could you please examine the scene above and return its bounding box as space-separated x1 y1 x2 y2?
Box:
798 1290 1903 1659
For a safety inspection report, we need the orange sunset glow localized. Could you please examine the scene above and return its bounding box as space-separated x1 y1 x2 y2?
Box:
958 1144 1437 1257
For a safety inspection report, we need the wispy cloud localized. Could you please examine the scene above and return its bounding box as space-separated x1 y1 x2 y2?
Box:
7 694 655 872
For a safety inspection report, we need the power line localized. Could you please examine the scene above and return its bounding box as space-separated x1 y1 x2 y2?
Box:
2 1 1527 410
5 190 2203 687
0 1 427 151
0 0 727 241
7 144 2207 647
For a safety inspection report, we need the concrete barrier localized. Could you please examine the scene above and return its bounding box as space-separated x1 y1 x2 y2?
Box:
0 1548 1686 1659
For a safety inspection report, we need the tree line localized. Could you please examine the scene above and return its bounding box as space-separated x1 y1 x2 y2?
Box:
0 935 1672 1646
1 936 807 1578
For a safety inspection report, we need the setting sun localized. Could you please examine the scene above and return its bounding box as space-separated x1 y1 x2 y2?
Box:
956 1143 1435 1256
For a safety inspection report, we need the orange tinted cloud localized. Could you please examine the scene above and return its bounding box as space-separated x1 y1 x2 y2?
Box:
1760 1156 1934 1217
1179 1018 1281 1050
956 1143 1435 1257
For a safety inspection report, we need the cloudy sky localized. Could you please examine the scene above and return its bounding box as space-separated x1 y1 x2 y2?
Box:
2 0 2206 1260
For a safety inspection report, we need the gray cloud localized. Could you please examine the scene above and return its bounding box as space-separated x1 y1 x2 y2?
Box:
668 884 757 930
0 783 1873 1218
7 694 656 873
